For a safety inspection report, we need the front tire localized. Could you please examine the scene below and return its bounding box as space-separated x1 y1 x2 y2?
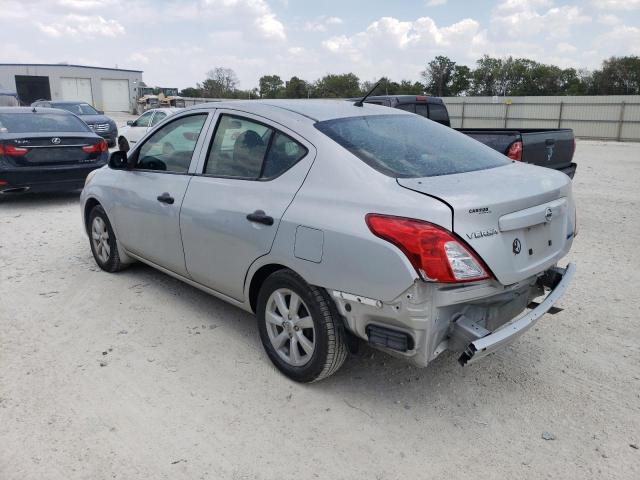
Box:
257 270 348 383
88 205 125 273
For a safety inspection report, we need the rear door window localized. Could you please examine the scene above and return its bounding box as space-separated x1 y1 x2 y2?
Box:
428 103 449 124
0 113 90 133
205 114 307 180
415 103 428 117
315 114 509 178
396 103 415 113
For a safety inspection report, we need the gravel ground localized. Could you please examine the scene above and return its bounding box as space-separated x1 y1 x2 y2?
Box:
1 140 639 479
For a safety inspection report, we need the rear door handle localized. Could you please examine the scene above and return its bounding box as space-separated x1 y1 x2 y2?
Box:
246 210 274 226
157 192 174 204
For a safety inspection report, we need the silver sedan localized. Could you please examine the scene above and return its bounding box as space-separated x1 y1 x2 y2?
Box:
81 99 576 382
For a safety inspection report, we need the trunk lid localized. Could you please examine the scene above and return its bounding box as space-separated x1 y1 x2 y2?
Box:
397 163 575 285
1 133 103 166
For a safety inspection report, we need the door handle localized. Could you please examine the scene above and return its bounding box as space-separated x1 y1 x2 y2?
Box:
157 192 175 204
246 210 274 226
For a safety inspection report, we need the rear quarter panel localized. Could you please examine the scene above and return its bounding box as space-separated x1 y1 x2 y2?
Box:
257 137 453 303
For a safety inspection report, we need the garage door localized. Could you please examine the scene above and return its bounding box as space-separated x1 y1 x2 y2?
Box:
60 77 93 104
101 79 130 112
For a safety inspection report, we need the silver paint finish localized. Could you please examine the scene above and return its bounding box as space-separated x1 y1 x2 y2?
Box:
81 99 575 369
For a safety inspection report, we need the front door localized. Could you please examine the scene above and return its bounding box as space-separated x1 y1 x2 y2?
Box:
180 111 315 301
126 110 154 144
110 112 210 275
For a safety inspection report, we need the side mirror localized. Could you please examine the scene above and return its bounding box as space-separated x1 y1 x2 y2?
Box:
126 120 134 126
108 151 128 170
97 110 104 115
118 136 130 152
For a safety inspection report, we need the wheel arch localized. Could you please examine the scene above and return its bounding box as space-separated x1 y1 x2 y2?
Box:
247 263 290 313
83 197 101 235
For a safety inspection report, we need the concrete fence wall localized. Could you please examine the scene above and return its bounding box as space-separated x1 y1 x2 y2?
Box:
441 95 640 141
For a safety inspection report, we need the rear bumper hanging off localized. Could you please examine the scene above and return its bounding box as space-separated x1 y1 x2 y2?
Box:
458 262 576 366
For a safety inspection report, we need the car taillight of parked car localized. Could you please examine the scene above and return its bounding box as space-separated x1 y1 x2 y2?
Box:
82 139 108 154
0 144 29 157
365 214 491 283
507 140 523 161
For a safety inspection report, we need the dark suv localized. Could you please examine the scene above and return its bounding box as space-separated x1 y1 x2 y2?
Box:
31 100 118 147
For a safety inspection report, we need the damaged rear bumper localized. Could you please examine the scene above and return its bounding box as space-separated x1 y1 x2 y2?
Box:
458 263 576 366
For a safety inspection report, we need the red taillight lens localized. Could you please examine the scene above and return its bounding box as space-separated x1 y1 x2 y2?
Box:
507 140 522 161
0 144 28 156
365 214 491 283
82 139 108 154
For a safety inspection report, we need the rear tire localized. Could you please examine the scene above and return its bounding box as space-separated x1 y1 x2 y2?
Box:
88 205 125 273
257 270 348 382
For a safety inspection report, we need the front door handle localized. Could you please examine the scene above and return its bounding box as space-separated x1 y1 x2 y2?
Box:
157 192 175 204
246 210 274 226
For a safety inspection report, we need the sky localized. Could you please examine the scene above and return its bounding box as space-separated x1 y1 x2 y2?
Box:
1 0 639 90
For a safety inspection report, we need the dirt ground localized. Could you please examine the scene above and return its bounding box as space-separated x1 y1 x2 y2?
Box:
1 140 639 480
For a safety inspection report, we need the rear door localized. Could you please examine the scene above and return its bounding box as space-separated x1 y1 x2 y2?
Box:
110 112 211 275
180 110 315 301
520 129 574 170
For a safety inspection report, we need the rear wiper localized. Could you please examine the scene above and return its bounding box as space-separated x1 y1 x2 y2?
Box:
353 81 381 107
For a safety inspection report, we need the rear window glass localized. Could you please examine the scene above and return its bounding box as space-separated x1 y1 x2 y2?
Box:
428 103 449 122
314 114 510 178
0 113 90 133
54 103 99 115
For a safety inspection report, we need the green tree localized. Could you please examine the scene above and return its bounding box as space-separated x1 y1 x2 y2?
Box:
259 74 284 98
314 73 361 97
179 87 202 97
422 55 456 96
450 65 471 96
201 67 238 98
590 56 640 94
284 76 311 98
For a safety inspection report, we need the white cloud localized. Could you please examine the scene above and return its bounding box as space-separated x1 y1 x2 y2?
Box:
598 14 622 26
492 4 591 39
36 14 125 38
304 16 344 32
426 0 447 5
128 52 150 65
591 0 640 10
597 25 640 54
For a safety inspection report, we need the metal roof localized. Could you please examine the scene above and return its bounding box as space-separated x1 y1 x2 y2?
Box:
0 63 143 73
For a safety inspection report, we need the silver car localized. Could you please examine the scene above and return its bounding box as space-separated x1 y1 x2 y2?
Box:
80 100 576 382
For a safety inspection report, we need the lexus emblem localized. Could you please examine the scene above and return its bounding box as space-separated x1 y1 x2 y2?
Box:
51 137 61 144
512 238 522 255
545 207 553 222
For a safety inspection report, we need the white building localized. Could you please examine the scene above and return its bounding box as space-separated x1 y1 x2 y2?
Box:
0 63 143 113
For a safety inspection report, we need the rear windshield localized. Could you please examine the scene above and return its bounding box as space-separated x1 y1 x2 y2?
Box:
315 114 510 178
54 103 99 115
0 113 91 133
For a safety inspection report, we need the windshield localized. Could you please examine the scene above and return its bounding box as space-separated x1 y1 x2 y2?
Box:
0 113 91 133
54 103 99 115
315 114 510 178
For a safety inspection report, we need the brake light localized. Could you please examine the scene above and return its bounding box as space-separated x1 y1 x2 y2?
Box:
507 140 522 161
82 139 108 154
365 214 491 283
0 144 28 156
415 95 428 101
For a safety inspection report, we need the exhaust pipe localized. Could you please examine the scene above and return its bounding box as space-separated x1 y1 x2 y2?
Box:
0 186 30 194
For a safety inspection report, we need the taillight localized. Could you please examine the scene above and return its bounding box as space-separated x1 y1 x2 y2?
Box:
0 144 28 156
365 214 491 283
82 139 108 154
507 140 522 161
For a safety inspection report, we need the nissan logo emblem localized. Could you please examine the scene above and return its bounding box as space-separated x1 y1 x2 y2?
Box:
512 238 522 255
545 207 553 222
51 137 61 144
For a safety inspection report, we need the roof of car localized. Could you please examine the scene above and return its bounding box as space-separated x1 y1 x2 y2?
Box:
183 99 405 122
359 95 445 104
0 107 74 114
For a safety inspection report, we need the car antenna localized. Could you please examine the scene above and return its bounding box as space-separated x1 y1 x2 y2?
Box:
353 81 381 107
